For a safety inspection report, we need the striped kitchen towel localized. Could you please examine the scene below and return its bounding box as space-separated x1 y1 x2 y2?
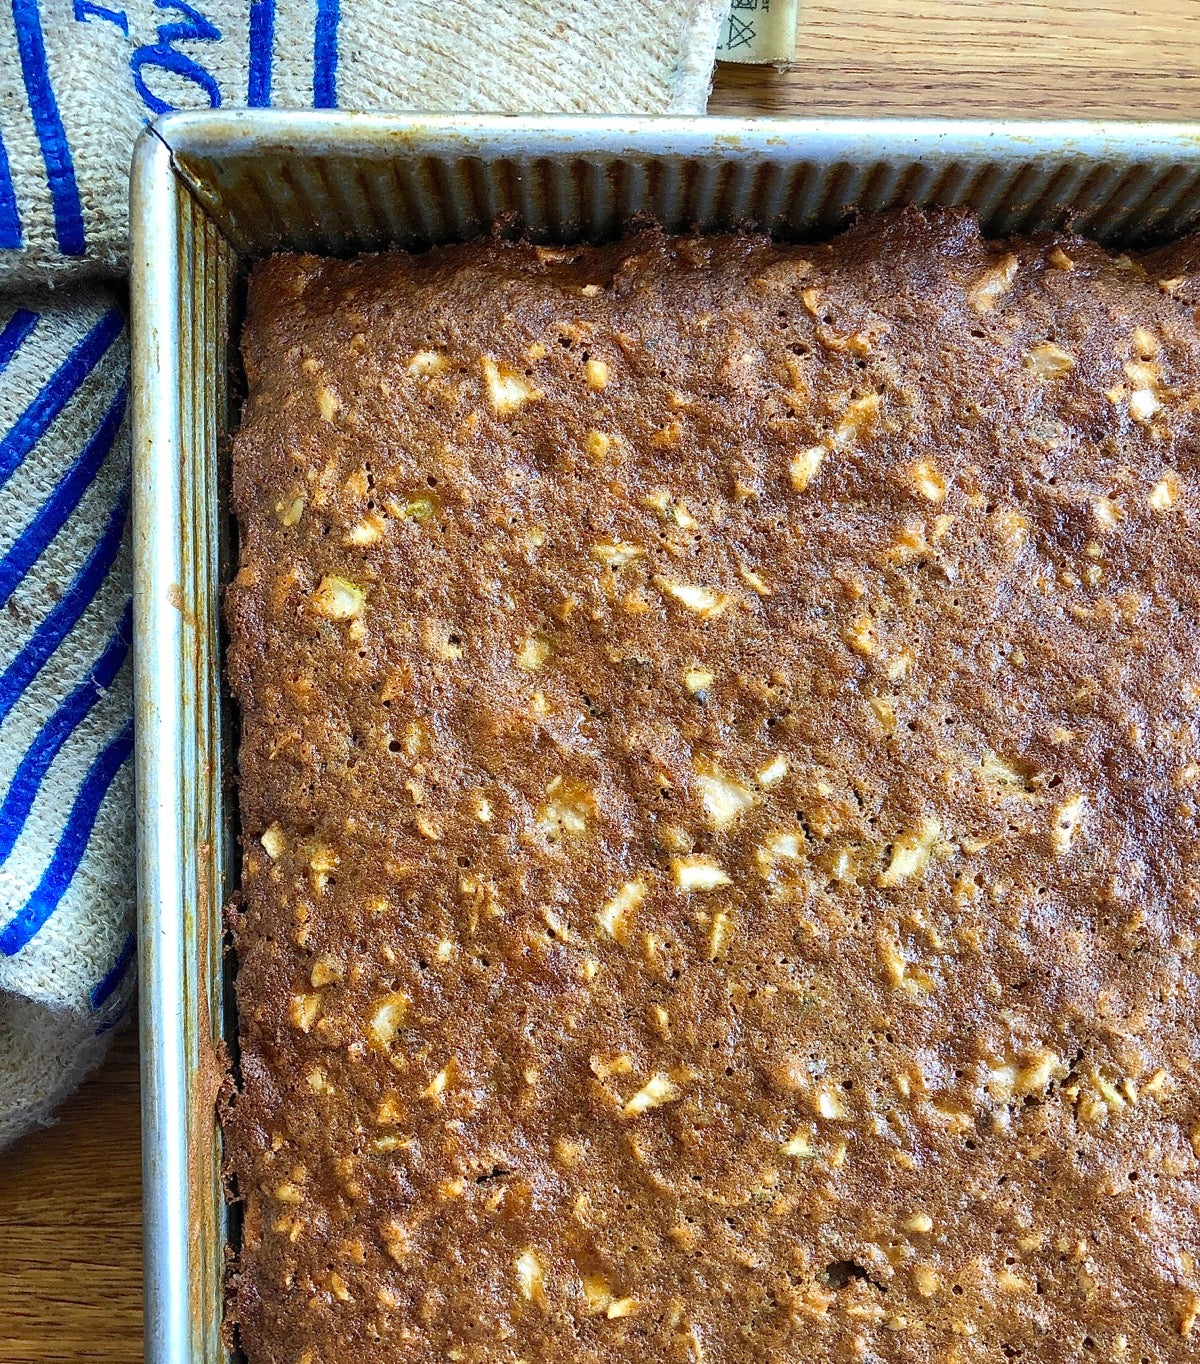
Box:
0 0 727 284
0 290 133 1149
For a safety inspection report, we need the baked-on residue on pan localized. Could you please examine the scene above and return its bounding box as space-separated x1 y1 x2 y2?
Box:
225 211 1200 1362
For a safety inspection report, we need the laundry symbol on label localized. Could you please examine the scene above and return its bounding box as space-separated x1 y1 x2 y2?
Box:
723 13 756 47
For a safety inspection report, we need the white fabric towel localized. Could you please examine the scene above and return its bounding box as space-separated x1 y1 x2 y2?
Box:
0 0 726 285
0 289 134 1149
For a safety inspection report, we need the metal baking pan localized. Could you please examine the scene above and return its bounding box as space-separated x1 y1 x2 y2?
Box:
129 110 1200 1363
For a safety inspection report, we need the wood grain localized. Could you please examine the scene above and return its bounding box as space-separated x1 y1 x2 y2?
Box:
1 5 1193 1358
0 1023 141 1362
711 0 1200 117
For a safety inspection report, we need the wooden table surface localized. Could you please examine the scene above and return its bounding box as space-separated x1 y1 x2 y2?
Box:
3 2 1198 1359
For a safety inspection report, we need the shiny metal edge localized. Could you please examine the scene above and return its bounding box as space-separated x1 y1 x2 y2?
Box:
132 123 188 1364
132 122 234 1364
157 111 1200 256
132 110 1200 1364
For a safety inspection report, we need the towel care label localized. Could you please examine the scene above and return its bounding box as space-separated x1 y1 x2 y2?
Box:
715 0 798 63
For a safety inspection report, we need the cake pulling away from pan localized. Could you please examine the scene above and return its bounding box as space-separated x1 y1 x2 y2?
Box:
224 209 1200 1363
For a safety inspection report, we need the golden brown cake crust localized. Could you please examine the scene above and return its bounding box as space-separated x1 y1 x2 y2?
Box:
225 211 1200 1363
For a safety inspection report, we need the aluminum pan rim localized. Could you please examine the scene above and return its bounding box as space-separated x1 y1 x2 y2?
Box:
132 110 1200 1364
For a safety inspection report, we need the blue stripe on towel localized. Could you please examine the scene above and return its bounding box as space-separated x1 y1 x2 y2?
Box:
0 483 127 729
11 0 86 255
247 0 274 105
0 132 22 249
0 308 123 493
313 0 338 107
0 721 133 956
90 930 136 1009
0 380 127 610
0 309 37 372
0 600 131 864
